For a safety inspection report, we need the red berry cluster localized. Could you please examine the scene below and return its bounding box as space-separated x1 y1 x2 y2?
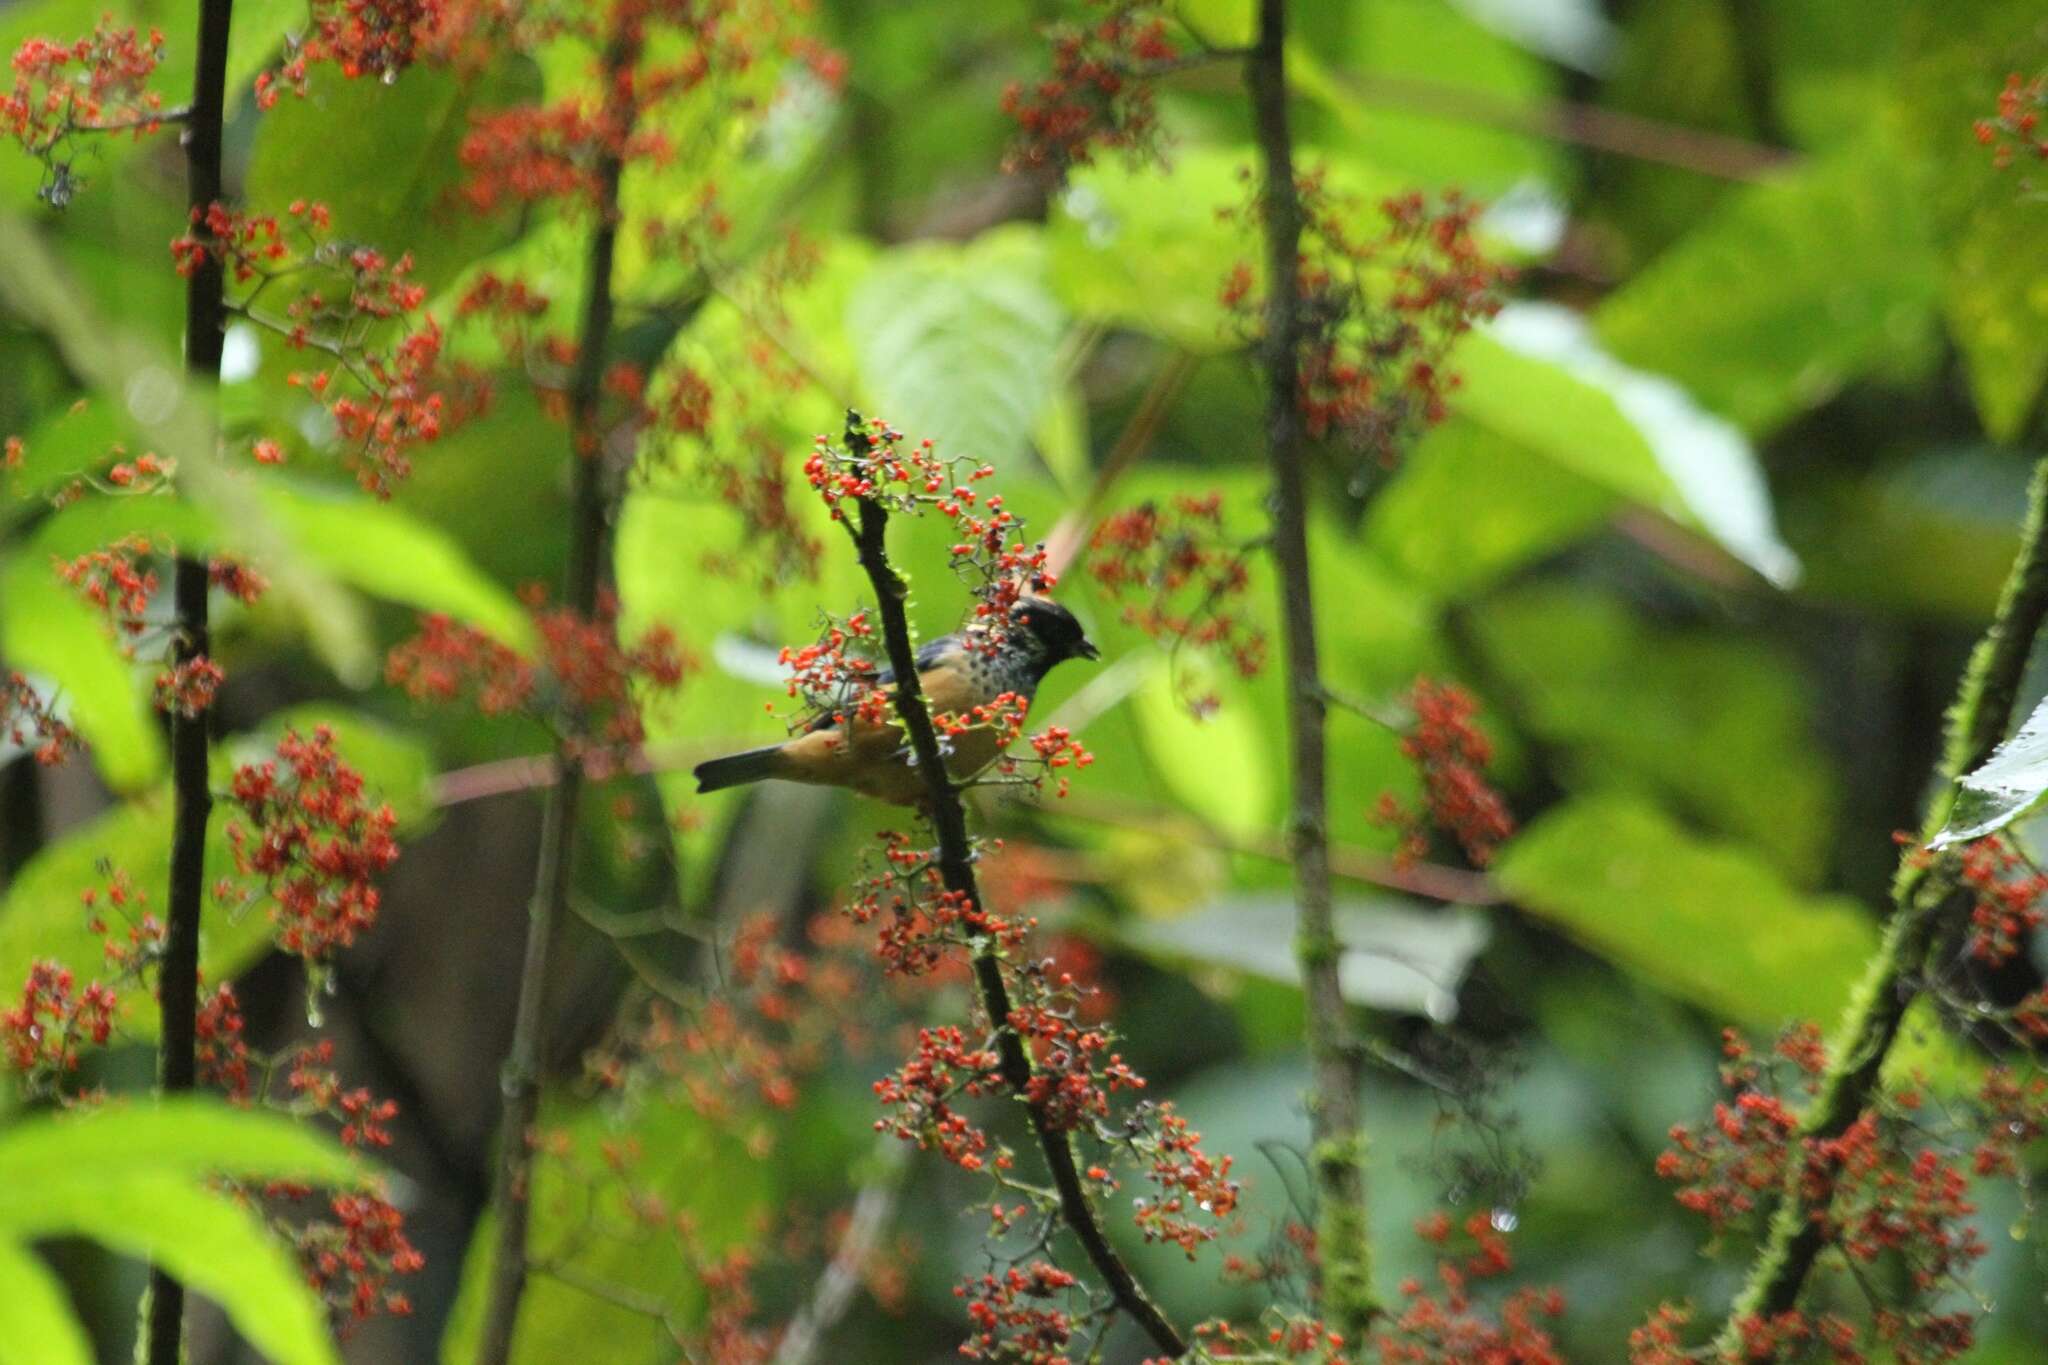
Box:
1 671 77 766
174 199 466 496
387 591 691 768
291 1190 426 1322
196 982 252 1100
1954 834 2047 965
957 1261 1083 1363
1974 72 2045 172
286 1038 400 1149
3 19 167 200
259 0 448 108
0 960 117 1089
55 534 158 639
1644 1024 2048 1363
1371 676 1515 868
1228 177 1514 467
1088 492 1267 690
1002 1 1178 175
224 725 402 962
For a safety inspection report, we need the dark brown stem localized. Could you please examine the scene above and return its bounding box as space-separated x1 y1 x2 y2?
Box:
1246 0 1378 1339
840 412 1186 1358
473 26 637 1365
1711 456 2048 1356
142 3 231 1362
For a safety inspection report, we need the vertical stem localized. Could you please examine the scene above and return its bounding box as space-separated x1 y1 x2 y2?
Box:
472 26 637 1365
1246 0 1378 1340
143 2 232 1361
841 416 1186 1358
1710 456 2048 1357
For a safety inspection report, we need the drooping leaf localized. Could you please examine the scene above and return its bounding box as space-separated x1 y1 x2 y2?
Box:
1931 697 2048 849
1468 583 1837 880
1494 793 1878 1027
1477 303 1801 586
847 226 1067 471
0 1097 360 1190
257 482 536 652
0 553 160 792
0 1176 340 1365
0 1237 92 1365
1119 893 1491 1021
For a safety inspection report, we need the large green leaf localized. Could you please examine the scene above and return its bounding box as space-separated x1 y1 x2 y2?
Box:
0 1099 356 1365
439 1094 775 1364
1045 148 1253 354
1364 419 1615 599
1472 305 1801 586
0 1097 359 1190
258 482 536 653
0 1176 339 1365
1595 140 1942 435
0 1237 91 1365
0 552 160 791
847 226 1067 471
1130 660 1271 839
1494 793 1878 1027
246 58 538 295
1468 584 1837 880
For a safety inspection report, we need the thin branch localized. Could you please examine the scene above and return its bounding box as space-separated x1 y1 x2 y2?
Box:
1710 456 2048 1356
141 3 231 1362
770 1141 911 1365
473 24 641 1364
839 410 1188 1358
1247 0 1379 1339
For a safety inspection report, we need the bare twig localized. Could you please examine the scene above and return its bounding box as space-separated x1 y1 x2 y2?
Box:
770 1141 911 1365
473 24 641 1364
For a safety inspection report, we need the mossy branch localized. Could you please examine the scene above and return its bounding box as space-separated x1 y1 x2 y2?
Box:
838 412 1188 1359
1244 0 1379 1339
1711 455 2048 1357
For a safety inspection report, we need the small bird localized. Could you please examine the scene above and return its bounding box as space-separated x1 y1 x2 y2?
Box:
693 597 1099 804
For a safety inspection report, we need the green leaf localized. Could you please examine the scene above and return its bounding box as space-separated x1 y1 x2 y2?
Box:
1931 696 2048 849
1595 141 1942 435
1118 893 1490 1021
0 1238 91 1365
0 1097 359 1190
257 482 536 652
1131 660 1271 839
0 554 160 792
847 227 1067 469
1365 419 1615 598
1468 583 1837 880
0 1175 339 1365
246 58 538 294
1474 305 1801 586
1046 148 1252 354
1494 793 1879 1027
440 1094 774 1364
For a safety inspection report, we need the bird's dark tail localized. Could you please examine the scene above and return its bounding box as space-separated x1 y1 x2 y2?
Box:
693 744 786 793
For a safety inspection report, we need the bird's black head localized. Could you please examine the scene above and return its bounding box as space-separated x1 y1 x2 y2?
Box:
1011 597 1099 666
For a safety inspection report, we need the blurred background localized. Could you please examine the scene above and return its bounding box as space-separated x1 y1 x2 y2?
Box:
2 0 2046 1360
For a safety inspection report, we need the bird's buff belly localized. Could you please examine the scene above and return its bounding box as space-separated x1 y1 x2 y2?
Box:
770 719 1011 804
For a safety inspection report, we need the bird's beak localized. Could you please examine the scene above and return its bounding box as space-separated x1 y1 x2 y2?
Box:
1077 637 1100 661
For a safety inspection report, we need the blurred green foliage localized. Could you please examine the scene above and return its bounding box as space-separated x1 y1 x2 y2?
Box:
0 0 2045 1359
